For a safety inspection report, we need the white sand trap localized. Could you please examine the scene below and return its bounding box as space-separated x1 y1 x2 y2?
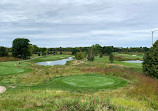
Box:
0 86 6 94
132 55 137 56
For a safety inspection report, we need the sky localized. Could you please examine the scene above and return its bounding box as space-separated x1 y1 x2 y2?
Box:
0 0 158 48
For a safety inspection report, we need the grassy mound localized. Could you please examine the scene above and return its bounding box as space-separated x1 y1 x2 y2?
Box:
45 74 128 91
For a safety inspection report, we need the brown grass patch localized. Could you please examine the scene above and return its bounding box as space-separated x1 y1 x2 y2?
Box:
0 57 21 62
81 66 138 80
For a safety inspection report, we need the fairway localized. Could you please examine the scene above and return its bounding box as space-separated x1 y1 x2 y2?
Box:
0 66 25 76
0 61 32 76
49 74 128 91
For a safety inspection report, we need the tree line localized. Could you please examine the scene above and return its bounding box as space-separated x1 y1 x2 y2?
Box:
0 38 158 78
0 38 149 59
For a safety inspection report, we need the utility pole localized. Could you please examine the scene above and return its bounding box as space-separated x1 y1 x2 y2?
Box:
152 30 158 45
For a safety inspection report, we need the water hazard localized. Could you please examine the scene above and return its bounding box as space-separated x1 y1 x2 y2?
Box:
36 57 73 66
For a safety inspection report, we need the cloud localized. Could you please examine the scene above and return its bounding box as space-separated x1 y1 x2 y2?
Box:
0 0 158 47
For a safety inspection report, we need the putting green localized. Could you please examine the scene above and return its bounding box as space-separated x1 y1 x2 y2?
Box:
49 74 128 91
63 76 115 87
0 66 25 76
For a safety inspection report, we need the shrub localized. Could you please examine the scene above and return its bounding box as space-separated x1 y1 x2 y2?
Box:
87 56 94 61
143 40 158 78
75 52 85 60
109 53 114 63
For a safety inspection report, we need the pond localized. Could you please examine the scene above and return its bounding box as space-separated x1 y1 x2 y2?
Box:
36 57 74 66
122 60 143 63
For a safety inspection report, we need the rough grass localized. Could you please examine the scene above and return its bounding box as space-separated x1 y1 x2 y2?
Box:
113 52 144 61
0 54 157 110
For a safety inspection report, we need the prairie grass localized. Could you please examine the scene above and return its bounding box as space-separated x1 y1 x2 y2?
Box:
0 57 21 62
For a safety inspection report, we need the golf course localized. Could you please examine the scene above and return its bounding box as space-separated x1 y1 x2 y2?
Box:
1 0 158 110
0 53 157 111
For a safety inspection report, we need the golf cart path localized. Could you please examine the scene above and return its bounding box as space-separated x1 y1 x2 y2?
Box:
0 86 6 94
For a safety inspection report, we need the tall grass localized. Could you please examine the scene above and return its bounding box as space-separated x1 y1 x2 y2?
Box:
0 55 157 110
0 57 21 62
81 65 158 110
128 75 158 109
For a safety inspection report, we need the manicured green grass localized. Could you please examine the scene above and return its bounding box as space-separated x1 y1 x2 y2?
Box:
0 61 32 76
0 66 25 76
38 74 128 92
29 55 72 63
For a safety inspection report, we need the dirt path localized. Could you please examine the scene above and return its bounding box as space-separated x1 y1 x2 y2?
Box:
0 86 6 94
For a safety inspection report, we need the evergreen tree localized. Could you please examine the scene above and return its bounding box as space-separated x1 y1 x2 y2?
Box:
143 40 158 78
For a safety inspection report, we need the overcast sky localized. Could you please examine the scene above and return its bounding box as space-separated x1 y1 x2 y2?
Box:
0 0 158 48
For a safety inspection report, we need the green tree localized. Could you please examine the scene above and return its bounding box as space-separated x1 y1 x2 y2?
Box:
41 47 47 56
72 48 80 55
0 46 8 57
75 52 85 60
109 53 114 63
31 45 39 54
87 47 95 61
29 44 34 56
12 38 30 59
92 44 102 55
143 40 158 78
103 46 114 55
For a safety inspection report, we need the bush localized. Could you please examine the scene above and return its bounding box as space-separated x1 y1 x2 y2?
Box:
87 55 94 61
143 40 158 78
75 52 85 60
0 46 8 57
